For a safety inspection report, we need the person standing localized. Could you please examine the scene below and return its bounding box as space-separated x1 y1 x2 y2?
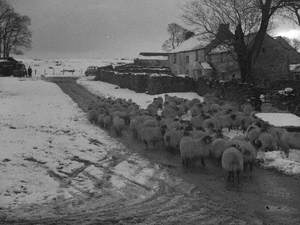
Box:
27 66 32 77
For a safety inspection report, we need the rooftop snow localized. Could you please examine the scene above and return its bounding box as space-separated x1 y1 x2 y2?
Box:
201 62 212 70
136 55 168 60
209 45 232 54
170 36 210 53
255 113 300 128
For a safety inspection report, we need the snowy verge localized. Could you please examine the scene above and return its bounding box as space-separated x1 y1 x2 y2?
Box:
77 77 203 109
257 150 300 175
0 77 160 210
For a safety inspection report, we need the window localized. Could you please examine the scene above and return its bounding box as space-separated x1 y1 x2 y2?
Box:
186 55 189 64
195 51 199 61
173 54 177 64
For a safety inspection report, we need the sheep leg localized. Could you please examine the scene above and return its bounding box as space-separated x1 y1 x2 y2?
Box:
227 171 233 182
236 170 240 185
144 140 149 150
249 162 253 179
201 157 206 168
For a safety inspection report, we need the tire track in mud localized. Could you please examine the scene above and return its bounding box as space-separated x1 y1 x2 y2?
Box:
3 77 299 225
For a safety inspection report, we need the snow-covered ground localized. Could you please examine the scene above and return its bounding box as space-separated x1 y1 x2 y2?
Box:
77 76 203 109
255 113 300 127
0 77 167 214
14 57 132 77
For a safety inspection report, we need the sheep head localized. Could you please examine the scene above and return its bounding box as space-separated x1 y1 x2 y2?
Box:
202 135 213 145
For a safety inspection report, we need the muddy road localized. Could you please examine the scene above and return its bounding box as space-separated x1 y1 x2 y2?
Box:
3 77 299 225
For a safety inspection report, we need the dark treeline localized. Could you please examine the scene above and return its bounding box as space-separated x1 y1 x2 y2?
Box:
0 0 31 58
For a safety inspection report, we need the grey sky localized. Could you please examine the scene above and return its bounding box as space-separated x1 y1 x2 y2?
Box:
11 0 184 59
11 0 297 59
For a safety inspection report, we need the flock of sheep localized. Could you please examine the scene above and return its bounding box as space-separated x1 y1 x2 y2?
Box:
88 94 298 185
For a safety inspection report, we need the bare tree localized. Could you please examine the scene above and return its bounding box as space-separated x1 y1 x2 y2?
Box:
182 0 298 82
0 0 31 58
284 1 300 25
162 23 195 52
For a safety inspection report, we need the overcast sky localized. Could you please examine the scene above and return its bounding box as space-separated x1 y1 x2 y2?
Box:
11 0 298 59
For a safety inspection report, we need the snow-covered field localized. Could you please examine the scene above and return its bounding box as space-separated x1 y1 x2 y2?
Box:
78 76 203 109
0 77 167 215
15 57 132 77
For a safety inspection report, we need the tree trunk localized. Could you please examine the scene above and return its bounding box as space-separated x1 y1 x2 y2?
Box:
234 23 254 83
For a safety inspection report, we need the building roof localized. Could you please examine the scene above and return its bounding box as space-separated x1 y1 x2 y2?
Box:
136 55 168 60
139 52 169 56
170 36 210 54
209 44 232 54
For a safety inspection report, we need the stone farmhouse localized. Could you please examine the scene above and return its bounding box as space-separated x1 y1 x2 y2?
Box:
167 32 300 82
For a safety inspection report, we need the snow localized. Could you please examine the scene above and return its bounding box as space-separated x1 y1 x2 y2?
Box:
136 55 168 60
171 36 210 53
0 76 181 214
150 73 172 77
289 64 300 72
77 77 204 109
257 151 300 175
14 58 133 77
0 77 131 208
255 113 300 128
209 44 232 54
201 62 212 70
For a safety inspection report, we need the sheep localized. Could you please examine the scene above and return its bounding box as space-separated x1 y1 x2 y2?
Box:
269 127 300 157
203 118 219 134
191 127 207 139
211 138 231 166
102 115 112 129
87 110 99 124
242 103 254 116
192 135 213 167
190 115 204 129
140 126 163 150
281 131 300 154
222 147 244 185
255 132 277 152
112 116 126 137
246 124 261 144
163 128 183 153
180 132 195 169
231 140 257 176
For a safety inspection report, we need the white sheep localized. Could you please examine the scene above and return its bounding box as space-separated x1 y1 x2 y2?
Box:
112 116 126 136
102 115 112 129
231 140 257 176
257 132 277 152
193 135 213 167
164 128 183 153
180 134 195 168
246 125 261 144
190 115 204 129
140 126 163 150
222 147 244 185
211 138 231 166
180 132 212 168
269 127 300 157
